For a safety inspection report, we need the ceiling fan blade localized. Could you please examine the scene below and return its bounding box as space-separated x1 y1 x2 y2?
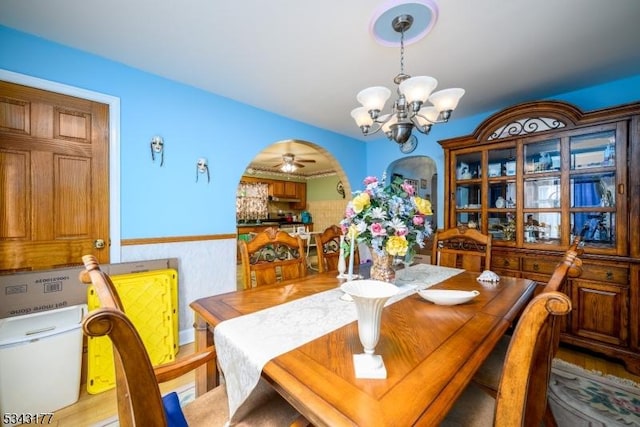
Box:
272 163 283 168
298 159 316 163
293 162 306 168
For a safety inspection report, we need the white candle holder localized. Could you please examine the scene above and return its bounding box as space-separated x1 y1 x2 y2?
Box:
337 235 347 278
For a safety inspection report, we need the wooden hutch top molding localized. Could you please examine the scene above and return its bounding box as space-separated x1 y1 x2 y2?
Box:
441 100 640 148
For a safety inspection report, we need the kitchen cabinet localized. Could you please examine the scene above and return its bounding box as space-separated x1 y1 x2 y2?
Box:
242 176 306 208
268 180 307 199
269 180 298 198
439 100 640 374
292 182 307 210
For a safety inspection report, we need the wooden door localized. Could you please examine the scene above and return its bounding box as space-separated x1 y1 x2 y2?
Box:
0 81 109 273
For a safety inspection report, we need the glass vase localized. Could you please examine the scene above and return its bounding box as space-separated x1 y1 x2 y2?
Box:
370 249 395 283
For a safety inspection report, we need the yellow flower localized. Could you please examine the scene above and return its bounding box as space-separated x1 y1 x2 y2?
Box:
414 197 433 215
352 192 371 214
386 235 408 256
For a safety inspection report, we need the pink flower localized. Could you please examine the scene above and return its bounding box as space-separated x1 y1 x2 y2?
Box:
363 176 378 185
370 222 387 236
413 215 425 226
345 206 355 218
401 181 415 195
395 228 408 237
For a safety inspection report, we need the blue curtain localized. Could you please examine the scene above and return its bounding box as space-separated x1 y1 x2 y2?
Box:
573 180 600 240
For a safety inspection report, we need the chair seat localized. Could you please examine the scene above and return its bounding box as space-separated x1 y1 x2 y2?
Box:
441 382 496 426
183 380 302 427
472 334 511 393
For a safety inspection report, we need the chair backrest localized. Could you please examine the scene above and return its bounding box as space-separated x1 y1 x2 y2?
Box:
543 234 584 293
238 227 307 289
314 225 359 273
431 226 492 272
80 254 168 427
494 291 572 425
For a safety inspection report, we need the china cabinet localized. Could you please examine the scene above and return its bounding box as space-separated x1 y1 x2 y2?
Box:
440 100 640 373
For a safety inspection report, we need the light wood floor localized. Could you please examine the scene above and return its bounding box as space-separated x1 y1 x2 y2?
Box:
42 342 639 426
46 344 195 427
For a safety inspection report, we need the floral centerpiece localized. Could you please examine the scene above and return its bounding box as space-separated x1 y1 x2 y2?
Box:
340 174 433 282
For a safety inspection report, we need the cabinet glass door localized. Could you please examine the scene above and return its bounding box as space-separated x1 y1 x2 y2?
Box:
488 180 516 242
487 147 517 178
453 152 482 228
524 139 560 174
569 130 617 248
522 138 562 247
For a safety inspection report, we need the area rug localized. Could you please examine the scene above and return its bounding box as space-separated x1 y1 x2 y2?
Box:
93 383 195 427
549 358 640 426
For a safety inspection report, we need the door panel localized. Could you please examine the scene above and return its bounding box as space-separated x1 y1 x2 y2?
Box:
0 81 109 272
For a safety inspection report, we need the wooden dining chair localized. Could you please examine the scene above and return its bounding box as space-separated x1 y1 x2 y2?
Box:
431 226 492 272
442 291 572 426
238 227 307 290
314 225 359 273
79 254 306 427
470 235 584 420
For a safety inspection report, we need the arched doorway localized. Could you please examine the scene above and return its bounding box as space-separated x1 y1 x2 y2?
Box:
387 155 438 262
235 139 351 287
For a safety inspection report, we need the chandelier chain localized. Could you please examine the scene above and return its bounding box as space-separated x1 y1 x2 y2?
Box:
399 28 405 76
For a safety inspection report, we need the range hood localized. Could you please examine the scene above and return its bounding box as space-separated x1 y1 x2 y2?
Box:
268 195 300 203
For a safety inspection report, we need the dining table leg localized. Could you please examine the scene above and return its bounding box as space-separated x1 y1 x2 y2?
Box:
193 312 218 396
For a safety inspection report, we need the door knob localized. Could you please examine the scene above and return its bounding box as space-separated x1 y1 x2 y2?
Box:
94 239 106 249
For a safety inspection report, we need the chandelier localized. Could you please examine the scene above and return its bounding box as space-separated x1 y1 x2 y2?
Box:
351 13 464 150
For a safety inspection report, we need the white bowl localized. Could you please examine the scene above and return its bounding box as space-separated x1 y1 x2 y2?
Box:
418 289 480 306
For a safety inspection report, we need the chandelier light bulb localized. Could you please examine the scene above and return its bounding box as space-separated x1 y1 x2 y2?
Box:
381 114 398 135
428 88 466 115
415 105 439 132
357 86 392 114
399 76 438 105
351 107 374 128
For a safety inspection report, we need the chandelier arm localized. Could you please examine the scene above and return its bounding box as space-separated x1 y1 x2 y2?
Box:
360 121 385 136
413 111 445 125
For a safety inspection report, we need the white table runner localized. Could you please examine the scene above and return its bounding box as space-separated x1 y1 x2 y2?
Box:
214 264 463 424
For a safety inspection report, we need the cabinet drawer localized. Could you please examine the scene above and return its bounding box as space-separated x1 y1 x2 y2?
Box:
580 264 628 285
522 258 559 275
492 268 521 278
492 255 520 270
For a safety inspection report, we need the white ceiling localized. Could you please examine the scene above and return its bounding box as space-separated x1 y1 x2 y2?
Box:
2 0 640 176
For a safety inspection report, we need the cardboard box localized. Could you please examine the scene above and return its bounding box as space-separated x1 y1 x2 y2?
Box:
0 259 178 319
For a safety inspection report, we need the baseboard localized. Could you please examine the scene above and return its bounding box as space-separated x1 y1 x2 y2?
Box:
179 328 194 346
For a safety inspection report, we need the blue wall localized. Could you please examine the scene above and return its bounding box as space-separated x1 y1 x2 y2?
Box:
0 26 367 238
2 25 640 236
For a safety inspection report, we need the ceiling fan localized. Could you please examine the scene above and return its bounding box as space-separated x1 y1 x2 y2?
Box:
272 153 316 169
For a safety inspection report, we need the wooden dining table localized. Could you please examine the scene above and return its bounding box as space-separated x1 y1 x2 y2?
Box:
190 267 536 426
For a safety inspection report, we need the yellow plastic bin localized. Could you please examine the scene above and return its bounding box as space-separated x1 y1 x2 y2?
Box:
0 305 86 426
